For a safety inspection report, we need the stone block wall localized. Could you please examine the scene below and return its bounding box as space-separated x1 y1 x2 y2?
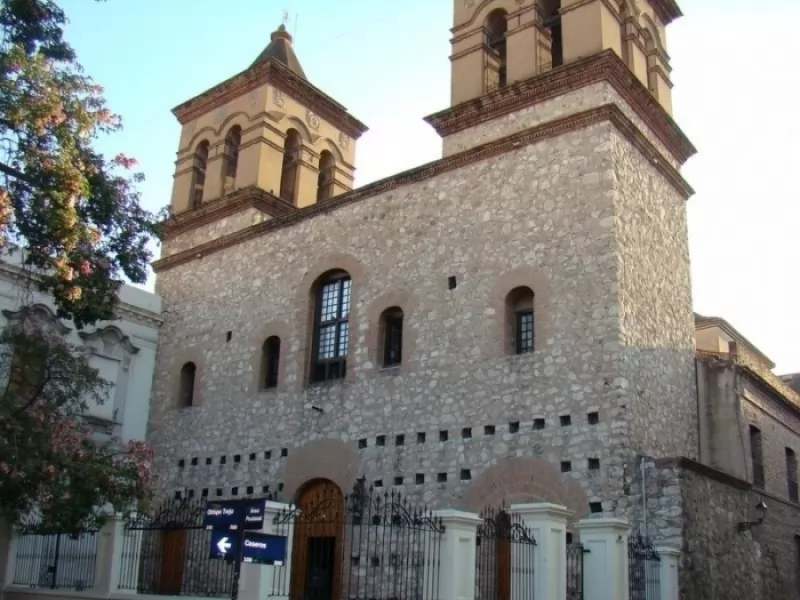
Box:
611 131 698 460
678 464 800 600
634 458 800 600
740 377 800 504
148 111 696 522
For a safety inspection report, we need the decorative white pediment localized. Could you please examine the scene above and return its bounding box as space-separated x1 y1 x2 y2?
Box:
79 325 139 359
2 303 71 335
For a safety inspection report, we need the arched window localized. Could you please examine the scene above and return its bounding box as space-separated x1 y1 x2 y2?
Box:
505 287 534 354
644 33 659 98
190 141 209 209
222 126 242 195
280 129 302 204
310 270 352 383
786 447 798 502
749 425 764 488
485 9 508 90
316 150 336 203
380 307 404 368
261 336 281 390
619 3 631 66
178 362 196 408
538 0 563 68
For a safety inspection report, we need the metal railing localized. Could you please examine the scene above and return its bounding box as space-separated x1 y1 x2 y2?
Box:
566 542 586 599
272 480 445 600
475 505 536 600
118 497 236 597
13 531 98 590
628 535 661 600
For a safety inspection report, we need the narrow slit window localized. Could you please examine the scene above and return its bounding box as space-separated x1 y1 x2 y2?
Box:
381 307 404 367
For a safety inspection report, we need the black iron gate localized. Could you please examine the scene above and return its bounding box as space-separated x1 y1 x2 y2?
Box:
475 505 536 600
566 542 586 600
628 535 661 600
272 480 445 600
118 497 236 597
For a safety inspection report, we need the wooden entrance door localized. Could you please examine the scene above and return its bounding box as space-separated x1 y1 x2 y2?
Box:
158 529 187 595
496 511 511 600
289 480 345 600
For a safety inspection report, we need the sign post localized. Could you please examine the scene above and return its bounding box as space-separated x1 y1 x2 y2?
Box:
203 499 287 600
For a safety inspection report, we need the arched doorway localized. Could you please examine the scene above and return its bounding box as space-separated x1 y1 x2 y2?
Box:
290 479 345 600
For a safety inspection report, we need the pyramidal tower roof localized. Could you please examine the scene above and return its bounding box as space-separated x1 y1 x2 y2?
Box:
251 25 306 79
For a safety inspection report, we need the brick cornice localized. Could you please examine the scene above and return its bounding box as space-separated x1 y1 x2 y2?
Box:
650 0 683 25
171 59 368 140
162 187 296 238
153 103 692 273
424 50 695 165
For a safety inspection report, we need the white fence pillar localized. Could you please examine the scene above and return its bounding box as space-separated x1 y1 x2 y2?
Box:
91 517 126 594
577 518 631 600
238 501 295 600
655 547 680 600
429 510 481 600
0 524 17 587
509 503 571 600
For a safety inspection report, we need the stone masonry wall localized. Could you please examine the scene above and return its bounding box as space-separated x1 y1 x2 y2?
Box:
611 131 699 459
677 465 800 600
740 376 800 504
149 117 694 523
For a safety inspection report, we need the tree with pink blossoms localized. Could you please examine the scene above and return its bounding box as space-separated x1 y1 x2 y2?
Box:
0 310 154 533
0 0 167 328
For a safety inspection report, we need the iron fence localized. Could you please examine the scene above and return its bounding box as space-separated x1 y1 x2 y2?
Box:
475 505 536 600
12 531 98 590
628 535 661 600
118 497 236 597
271 479 445 600
566 542 586 600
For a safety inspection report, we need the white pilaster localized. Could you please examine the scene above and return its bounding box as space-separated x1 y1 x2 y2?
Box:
429 510 482 600
509 502 572 600
238 501 295 600
655 547 680 600
577 517 631 600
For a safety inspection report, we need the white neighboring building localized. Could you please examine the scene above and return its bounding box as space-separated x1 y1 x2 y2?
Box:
0 255 162 442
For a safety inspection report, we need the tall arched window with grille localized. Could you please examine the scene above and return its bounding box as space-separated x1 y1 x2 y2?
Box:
310 270 352 383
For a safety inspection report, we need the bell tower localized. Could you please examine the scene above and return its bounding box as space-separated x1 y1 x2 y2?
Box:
449 0 678 114
165 24 368 230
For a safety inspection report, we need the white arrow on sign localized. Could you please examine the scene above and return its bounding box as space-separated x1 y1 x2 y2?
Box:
217 537 232 554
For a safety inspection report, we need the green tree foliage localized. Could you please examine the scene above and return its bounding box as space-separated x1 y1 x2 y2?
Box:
0 0 166 328
0 311 154 533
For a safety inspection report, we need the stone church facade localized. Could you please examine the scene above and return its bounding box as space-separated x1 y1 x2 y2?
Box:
147 0 800 597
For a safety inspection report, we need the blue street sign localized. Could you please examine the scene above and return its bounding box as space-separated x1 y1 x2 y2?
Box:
241 502 265 529
204 499 265 531
209 529 240 561
241 532 288 566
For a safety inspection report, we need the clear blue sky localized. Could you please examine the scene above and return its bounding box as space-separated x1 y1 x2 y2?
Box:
60 0 800 374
